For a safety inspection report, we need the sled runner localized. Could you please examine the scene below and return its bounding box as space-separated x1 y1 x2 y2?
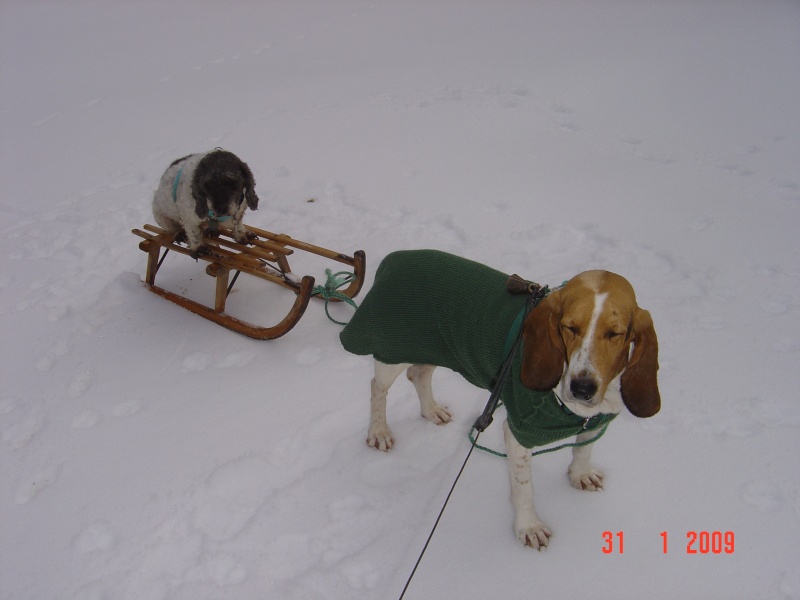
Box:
132 223 366 339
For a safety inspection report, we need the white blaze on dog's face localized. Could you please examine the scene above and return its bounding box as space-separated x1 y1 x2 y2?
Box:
521 269 661 418
557 272 635 410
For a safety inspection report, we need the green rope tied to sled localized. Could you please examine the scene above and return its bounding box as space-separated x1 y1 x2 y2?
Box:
312 269 359 325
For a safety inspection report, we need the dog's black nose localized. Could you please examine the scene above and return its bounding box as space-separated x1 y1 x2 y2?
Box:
570 377 597 401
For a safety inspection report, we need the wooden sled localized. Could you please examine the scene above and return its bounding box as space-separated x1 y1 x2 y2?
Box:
132 223 366 339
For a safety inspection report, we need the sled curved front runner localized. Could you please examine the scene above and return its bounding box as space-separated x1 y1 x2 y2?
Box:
132 224 366 340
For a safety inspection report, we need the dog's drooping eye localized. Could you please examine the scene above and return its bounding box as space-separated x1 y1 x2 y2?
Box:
563 324 580 338
605 331 623 340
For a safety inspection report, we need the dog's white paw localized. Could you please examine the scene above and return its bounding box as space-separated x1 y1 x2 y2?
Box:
367 426 394 452
568 467 605 491
421 404 452 425
514 517 552 550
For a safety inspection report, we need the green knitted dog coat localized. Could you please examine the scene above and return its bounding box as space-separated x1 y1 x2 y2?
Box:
339 250 616 449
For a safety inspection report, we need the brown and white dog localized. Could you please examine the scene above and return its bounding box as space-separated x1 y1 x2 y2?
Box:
358 267 660 549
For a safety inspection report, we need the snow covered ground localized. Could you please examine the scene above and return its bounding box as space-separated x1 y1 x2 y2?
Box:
1 1 799 599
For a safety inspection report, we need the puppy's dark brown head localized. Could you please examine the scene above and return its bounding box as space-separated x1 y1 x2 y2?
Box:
191 150 259 220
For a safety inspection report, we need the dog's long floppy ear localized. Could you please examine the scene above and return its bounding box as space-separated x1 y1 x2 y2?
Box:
620 308 660 417
240 161 259 210
192 160 212 219
193 181 209 219
520 291 565 391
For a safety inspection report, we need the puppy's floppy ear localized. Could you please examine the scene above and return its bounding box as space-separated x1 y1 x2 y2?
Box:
193 178 209 219
520 291 565 391
620 308 660 417
191 163 211 219
239 160 259 210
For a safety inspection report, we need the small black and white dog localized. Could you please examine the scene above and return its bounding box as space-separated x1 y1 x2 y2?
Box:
153 150 259 257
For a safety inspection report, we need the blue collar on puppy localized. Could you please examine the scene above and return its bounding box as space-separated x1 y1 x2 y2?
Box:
207 211 231 222
207 210 231 234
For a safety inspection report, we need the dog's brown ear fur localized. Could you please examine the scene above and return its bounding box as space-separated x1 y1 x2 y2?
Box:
521 292 565 391
620 308 660 417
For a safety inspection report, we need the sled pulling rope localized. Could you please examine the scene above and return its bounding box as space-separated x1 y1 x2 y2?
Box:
132 223 366 339
312 270 360 326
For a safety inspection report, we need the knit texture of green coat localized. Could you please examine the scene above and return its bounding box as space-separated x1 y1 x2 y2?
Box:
339 250 617 449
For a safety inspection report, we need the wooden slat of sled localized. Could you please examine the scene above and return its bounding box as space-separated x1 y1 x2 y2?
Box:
244 226 367 300
131 224 366 338
134 226 294 289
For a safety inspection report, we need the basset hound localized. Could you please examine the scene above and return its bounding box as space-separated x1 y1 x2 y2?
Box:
339 250 660 549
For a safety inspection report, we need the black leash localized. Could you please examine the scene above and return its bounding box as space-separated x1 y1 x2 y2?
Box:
473 279 549 433
397 432 480 600
397 276 549 599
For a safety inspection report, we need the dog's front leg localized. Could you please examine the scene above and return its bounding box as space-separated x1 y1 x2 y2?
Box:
184 220 209 258
183 218 211 259
186 228 204 252
568 429 604 491
230 211 255 245
367 361 408 452
503 420 552 549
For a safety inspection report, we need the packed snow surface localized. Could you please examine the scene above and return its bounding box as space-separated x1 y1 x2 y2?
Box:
1 2 799 599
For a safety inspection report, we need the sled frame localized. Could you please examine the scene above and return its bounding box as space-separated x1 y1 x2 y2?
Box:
132 224 366 339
